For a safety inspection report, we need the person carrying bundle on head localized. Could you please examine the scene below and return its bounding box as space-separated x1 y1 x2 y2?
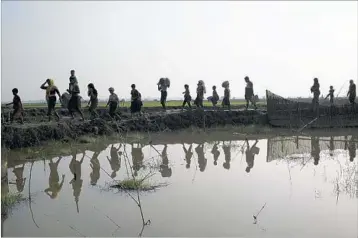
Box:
194 80 206 108
310 77 321 111
222 81 231 110
40 79 62 121
347 79 356 105
157 77 170 110
106 87 120 119
67 70 84 120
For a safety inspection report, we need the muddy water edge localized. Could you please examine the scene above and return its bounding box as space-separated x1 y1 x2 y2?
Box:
1 129 357 237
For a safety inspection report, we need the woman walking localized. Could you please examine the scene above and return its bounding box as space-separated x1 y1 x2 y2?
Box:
40 79 61 121
194 80 206 108
106 87 120 119
67 73 84 120
87 83 99 119
130 84 142 114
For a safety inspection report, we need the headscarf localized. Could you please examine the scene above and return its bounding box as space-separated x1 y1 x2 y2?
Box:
46 79 56 100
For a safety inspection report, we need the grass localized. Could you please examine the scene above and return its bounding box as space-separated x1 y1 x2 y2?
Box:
110 178 166 191
21 100 266 109
1 192 25 216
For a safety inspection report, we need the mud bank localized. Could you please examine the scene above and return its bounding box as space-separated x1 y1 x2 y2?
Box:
1 109 267 149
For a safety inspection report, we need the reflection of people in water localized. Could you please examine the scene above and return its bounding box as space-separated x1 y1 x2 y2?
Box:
160 145 172 177
211 142 220 166
195 144 207 172
183 144 193 169
44 157 65 199
348 136 356 162
311 137 320 166
69 152 85 213
132 143 144 177
9 163 26 192
222 142 231 170
90 151 101 185
329 136 335 157
107 144 122 179
245 139 260 173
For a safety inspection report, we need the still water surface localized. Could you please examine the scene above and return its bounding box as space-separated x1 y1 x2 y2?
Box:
2 133 357 237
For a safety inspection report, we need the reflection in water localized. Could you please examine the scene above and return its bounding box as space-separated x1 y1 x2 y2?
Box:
195 144 207 172
9 164 26 192
183 144 193 169
222 142 231 170
69 152 85 213
311 137 320 166
160 145 172 178
107 144 122 179
211 142 220 166
44 157 65 199
348 136 356 162
245 139 260 173
132 143 144 177
329 137 335 157
90 150 101 185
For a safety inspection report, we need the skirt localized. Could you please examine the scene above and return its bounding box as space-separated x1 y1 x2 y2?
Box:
109 102 118 115
245 88 253 100
131 100 142 113
68 95 81 112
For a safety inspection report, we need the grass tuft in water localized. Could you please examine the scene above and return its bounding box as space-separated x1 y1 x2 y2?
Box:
110 178 167 191
1 193 25 216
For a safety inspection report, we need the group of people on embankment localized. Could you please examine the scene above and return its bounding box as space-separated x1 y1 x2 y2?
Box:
312 78 356 109
4 70 356 124
4 70 259 123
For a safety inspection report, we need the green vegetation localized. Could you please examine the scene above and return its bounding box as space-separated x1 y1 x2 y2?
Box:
110 178 167 191
1 192 25 215
22 100 266 109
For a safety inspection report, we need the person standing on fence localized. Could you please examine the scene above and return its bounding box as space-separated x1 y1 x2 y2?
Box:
67 70 84 120
324 86 335 106
310 77 320 110
40 79 62 121
194 80 206 108
244 76 257 110
157 78 170 110
6 88 24 124
106 87 120 119
222 81 231 110
347 79 356 105
87 83 99 119
182 84 192 109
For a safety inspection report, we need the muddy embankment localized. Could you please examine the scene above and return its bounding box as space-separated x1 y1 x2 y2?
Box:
1 108 268 149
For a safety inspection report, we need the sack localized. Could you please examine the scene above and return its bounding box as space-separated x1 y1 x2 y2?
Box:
222 81 229 88
165 78 170 88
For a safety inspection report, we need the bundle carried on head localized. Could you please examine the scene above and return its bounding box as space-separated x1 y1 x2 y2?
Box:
198 80 206 94
158 78 170 88
222 81 229 88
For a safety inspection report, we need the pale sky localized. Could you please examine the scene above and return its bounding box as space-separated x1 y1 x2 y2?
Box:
1 1 357 102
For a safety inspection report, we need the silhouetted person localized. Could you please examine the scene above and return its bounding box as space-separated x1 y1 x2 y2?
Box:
194 80 206 108
69 152 85 213
182 84 192 109
311 137 320 166
244 76 257 110
160 145 172 177
195 144 207 172
44 157 65 199
245 139 260 173
348 136 356 162
106 87 120 119
67 70 84 120
325 86 335 106
211 142 220 166
222 81 231 110
87 83 99 119
310 78 320 111
107 144 122 179
157 78 170 110
5 88 24 124
208 85 219 107
132 143 144 177
222 142 231 170
40 79 62 121
130 84 143 114
183 144 193 169
90 151 101 185
9 163 26 192
347 79 356 105
329 136 335 157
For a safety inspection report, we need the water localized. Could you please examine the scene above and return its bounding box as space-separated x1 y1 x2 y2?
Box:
2 133 357 237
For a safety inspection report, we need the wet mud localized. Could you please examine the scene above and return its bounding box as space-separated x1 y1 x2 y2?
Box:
1 108 268 149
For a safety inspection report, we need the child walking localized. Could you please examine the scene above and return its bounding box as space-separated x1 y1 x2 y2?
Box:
6 88 24 124
182 84 192 109
325 86 335 106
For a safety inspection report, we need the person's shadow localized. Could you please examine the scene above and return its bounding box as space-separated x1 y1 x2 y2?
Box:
160 145 172 177
44 157 65 199
245 139 260 173
183 144 193 169
222 141 231 170
69 151 85 213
